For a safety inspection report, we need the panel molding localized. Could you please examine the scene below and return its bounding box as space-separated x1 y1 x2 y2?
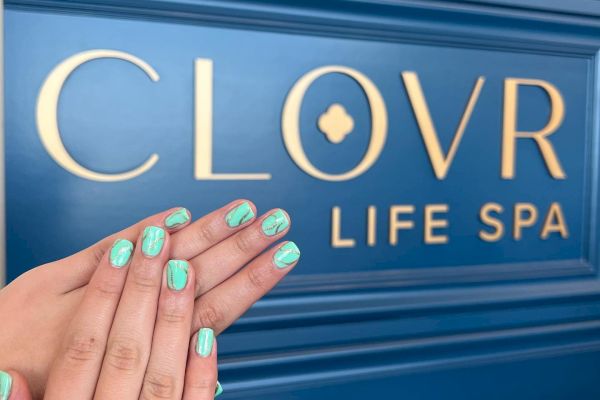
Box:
4 0 600 56
274 259 595 295
219 319 600 397
237 278 600 331
5 0 600 291
5 0 600 393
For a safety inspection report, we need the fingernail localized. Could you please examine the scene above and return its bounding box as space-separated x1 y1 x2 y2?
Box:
110 239 134 268
273 241 301 269
215 381 223 397
142 226 165 257
225 201 255 228
165 208 190 229
261 209 289 236
0 371 12 400
196 327 214 358
167 260 189 291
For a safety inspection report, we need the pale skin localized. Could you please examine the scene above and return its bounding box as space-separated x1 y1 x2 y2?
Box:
0 199 298 399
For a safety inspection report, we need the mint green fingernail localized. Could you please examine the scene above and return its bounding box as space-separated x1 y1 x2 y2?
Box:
273 241 300 269
215 381 223 397
261 209 289 236
0 371 12 400
196 328 214 358
226 201 255 228
142 226 165 257
167 260 189 291
110 239 134 268
165 208 190 229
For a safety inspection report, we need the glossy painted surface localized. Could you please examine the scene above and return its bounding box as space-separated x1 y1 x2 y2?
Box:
164 207 190 229
4 0 600 398
141 226 165 257
273 241 301 269
109 238 133 268
226 201 255 228
167 259 189 291
197 327 215 358
0 371 11 400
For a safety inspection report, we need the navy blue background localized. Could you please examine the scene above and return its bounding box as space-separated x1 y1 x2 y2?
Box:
4 0 600 398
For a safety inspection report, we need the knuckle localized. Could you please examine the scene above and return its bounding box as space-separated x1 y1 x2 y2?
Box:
196 304 223 329
91 244 109 265
142 370 177 399
90 277 123 299
187 377 215 393
132 266 160 293
159 301 187 325
247 265 272 292
105 337 142 372
197 223 217 245
233 232 253 254
63 333 100 365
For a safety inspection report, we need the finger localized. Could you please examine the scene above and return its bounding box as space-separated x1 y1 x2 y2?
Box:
170 199 257 260
44 238 134 399
43 207 191 292
0 370 32 400
192 241 300 334
94 226 169 400
182 330 222 400
140 261 195 400
190 208 291 296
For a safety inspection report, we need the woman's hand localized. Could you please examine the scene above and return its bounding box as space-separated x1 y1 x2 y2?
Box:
0 200 300 398
1 225 221 399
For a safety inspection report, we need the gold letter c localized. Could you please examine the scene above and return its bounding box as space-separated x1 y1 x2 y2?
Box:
36 49 160 182
282 66 388 181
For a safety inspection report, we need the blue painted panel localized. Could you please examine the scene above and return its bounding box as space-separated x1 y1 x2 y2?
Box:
4 9 594 282
4 1 600 398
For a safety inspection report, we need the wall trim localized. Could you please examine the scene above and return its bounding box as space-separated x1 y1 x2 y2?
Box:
0 0 5 287
220 318 600 397
4 0 600 56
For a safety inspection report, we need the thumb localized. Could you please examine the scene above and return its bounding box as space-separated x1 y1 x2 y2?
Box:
0 370 32 400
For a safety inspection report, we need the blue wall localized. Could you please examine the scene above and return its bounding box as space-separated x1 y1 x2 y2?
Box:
4 0 600 398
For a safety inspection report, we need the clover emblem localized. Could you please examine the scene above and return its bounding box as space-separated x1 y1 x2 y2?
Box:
317 103 354 144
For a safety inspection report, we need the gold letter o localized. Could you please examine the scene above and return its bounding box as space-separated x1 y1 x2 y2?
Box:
282 65 388 181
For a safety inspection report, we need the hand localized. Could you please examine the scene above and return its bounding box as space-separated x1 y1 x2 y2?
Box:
0 200 300 398
0 226 221 400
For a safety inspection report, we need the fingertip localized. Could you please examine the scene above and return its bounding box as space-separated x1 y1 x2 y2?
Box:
1 369 32 400
273 240 301 270
164 207 192 231
260 208 291 237
225 199 257 229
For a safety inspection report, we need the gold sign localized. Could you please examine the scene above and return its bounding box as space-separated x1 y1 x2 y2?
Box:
36 49 570 248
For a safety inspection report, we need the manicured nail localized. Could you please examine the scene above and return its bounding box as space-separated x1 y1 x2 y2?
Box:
215 381 223 397
142 226 165 257
165 208 190 229
261 209 289 236
0 371 12 400
226 201 255 228
110 239 134 268
196 327 214 358
167 260 189 291
273 241 301 269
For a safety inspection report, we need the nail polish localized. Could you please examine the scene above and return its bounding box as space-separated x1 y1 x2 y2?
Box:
261 209 289 236
273 241 301 269
0 370 12 400
225 201 255 228
165 208 190 229
142 226 165 257
215 381 223 397
196 327 214 358
167 260 189 291
109 239 134 268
